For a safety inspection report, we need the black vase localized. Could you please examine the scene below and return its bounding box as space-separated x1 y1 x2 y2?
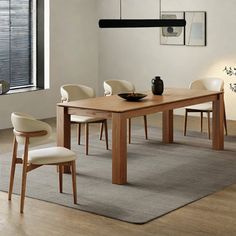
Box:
151 76 164 95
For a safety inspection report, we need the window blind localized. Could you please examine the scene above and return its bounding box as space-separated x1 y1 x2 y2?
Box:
0 0 33 88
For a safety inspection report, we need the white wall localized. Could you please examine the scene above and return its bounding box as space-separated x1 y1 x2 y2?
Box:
98 0 236 120
1 0 236 130
0 0 98 129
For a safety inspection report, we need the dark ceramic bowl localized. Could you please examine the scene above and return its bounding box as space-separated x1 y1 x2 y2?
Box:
118 93 147 101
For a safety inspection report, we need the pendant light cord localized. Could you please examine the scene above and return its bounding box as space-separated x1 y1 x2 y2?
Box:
159 0 162 19
99 0 186 28
120 0 122 19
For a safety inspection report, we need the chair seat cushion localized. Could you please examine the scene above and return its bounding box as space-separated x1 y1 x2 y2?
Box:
186 102 212 111
28 147 77 165
71 115 105 123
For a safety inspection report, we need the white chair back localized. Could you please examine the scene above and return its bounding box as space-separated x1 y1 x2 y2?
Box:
103 80 135 96
60 84 95 102
190 78 224 92
11 112 52 145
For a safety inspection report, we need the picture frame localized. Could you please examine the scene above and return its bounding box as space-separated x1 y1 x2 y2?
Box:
184 11 206 46
160 11 185 46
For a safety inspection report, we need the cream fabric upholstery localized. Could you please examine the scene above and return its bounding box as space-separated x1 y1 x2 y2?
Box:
28 147 76 165
71 115 103 123
61 84 95 101
103 79 148 143
61 84 104 123
60 84 109 155
184 77 227 138
103 80 135 96
11 112 77 164
11 112 52 145
186 103 212 111
186 78 224 110
9 112 78 212
189 78 223 91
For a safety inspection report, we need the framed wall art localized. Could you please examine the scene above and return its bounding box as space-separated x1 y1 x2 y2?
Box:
185 11 206 46
160 11 207 47
160 11 185 46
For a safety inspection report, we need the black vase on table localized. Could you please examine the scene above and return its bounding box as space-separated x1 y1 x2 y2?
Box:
151 76 164 95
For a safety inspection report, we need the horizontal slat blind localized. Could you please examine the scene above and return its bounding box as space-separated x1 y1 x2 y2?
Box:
0 0 32 88
10 0 32 87
0 0 10 83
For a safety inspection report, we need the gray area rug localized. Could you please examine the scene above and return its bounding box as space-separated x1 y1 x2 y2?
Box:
0 126 236 224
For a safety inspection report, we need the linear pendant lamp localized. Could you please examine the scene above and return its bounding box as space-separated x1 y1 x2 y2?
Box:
99 0 186 28
99 19 186 28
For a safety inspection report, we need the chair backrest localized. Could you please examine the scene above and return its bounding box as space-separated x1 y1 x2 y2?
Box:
11 112 52 145
103 80 135 96
190 78 224 92
60 84 95 102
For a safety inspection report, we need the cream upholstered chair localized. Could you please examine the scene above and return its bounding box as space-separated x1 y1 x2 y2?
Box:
61 84 108 155
103 79 148 144
8 112 77 213
184 78 228 139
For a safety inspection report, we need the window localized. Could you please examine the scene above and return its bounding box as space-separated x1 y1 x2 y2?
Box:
0 0 44 90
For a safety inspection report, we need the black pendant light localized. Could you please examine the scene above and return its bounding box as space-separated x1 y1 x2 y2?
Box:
99 0 186 28
99 19 186 28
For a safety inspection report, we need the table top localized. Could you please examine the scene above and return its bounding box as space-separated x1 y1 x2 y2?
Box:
57 88 222 113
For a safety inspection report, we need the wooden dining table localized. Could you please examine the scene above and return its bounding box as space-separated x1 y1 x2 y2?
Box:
57 88 224 185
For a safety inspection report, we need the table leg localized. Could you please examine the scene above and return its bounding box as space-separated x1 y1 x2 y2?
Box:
112 113 127 184
162 110 174 143
57 106 71 173
212 94 224 150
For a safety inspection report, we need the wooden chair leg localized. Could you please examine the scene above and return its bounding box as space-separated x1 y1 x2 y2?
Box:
59 165 63 193
200 112 203 133
184 109 188 136
20 164 27 213
207 111 211 139
8 136 18 201
100 122 104 140
128 118 131 144
77 123 81 145
85 123 89 155
104 120 109 150
20 161 27 213
223 104 228 136
20 138 29 213
143 115 148 140
71 161 77 204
